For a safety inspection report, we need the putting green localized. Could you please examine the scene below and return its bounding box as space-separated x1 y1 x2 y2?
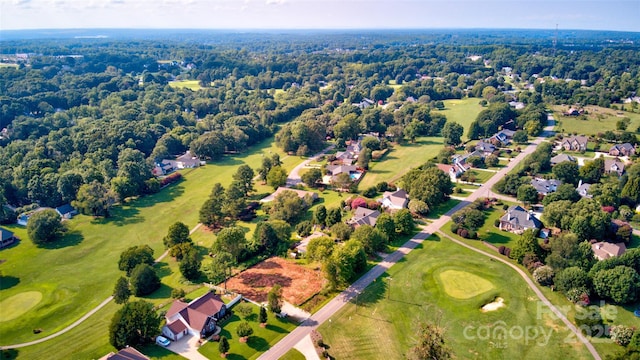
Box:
438 270 495 299
0 291 43 322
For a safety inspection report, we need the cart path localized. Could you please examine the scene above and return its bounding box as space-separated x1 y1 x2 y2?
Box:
1 222 203 350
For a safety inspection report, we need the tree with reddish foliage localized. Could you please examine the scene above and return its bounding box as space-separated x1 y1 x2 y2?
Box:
351 197 367 210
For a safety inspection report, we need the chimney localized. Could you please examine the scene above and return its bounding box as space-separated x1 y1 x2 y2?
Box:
578 179 582 188
507 212 511 221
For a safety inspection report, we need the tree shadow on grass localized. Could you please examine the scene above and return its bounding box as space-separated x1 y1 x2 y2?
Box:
91 206 143 227
0 349 18 360
247 336 269 351
264 323 288 334
38 230 83 249
225 354 248 360
144 283 174 300
154 262 172 278
0 276 20 290
483 233 512 245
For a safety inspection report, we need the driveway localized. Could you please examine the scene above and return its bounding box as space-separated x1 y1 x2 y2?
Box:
166 333 209 360
286 145 335 186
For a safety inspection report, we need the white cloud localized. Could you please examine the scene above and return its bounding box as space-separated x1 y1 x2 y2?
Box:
265 0 286 5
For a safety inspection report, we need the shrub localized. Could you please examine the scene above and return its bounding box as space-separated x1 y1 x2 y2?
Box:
533 266 555 286
458 229 469 238
296 221 313 237
494 219 500 227
503 204 509 210
161 172 182 187
171 288 186 299
498 246 506 255
450 223 459 234
235 303 253 318
376 182 389 192
467 230 477 239
236 321 253 339
363 187 378 198
566 288 590 305
504 247 511 258
610 325 635 346
351 197 367 210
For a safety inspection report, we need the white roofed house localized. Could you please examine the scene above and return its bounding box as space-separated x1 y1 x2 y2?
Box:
499 205 542 234
348 207 380 228
591 242 626 261
531 178 562 196
379 189 409 210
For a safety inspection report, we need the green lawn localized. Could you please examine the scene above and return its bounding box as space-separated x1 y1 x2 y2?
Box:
425 198 461 221
317 235 592 360
198 303 297 359
279 348 306 360
552 105 640 136
433 98 485 141
443 203 521 249
357 136 444 190
0 139 300 354
168 80 203 91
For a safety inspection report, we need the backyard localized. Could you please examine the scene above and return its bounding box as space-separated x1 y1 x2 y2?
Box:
317 235 592 360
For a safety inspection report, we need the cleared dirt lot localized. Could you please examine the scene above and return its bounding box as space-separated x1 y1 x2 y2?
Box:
226 257 325 305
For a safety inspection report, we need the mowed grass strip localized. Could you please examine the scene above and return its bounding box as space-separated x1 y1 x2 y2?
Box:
318 235 592 360
357 136 444 190
0 139 300 346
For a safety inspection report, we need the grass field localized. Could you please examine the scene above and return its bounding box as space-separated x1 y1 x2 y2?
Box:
198 303 297 359
279 348 306 360
357 136 444 190
0 139 301 357
168 80 203 91
551 105 640 136
317 235 592 360
433 98 485 141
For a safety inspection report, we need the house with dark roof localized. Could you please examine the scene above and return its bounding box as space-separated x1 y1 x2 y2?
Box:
499 206 542 234
348 207 380 227
162 291 228 341
55 204 77 219
1 227 17 249
561 136 588 152
490 129 516 146
604 158 625 176
475 141 496 156
591 242 626 261
609 143 635 157
379 189 409 210
99 346 150 360
550 153 576 166
531 178 562 196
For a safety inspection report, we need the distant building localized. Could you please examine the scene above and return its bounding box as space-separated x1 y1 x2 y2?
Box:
0 227 17 249
576 180 592 198
379 189 409 210
55 204 77 219
550 153 576 166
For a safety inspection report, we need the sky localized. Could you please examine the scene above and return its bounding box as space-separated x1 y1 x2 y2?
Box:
1 0 638 32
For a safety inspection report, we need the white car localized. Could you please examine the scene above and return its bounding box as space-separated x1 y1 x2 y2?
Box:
156 335 170 347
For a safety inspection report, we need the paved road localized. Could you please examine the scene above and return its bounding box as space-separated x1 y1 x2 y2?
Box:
1 223 203 350
286 145 335 186
259 116 600 360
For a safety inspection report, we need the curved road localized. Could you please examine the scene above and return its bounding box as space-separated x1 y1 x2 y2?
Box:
1 223 203 350
259 116 601 360
286 145 335 186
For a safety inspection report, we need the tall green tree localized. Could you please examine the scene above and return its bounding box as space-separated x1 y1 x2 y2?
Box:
163 221 191 248
233 164 255 197
109 300 161 349
73 180 118 217
199 183 226 229
266 166 287 189
510 229 541 263
118 245 155 276
267 284 283 313
27 209 64 245
301 168 323 187
113 276 131 304
517 184 539 205
130 264 161 296
441 121 464 146
407 322 452 360
313 205 327 226
213 226 247 261
552 161 580 186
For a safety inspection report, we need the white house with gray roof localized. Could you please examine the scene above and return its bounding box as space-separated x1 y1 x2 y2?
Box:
499 205 542 234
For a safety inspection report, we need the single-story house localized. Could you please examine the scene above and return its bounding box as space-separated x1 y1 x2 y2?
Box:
348 207 380 227
609 143 635 157
561 136 588 152
531 178 562 196
576 181 592 198
1 227 17 249
475 141 496 156
99 346 150 360
490 129 516 146
152 161 175 176
591 241 626 261
379 189 409 210
163 291 228 341
353 98 375 109
604 158 625 176
564 107 583 116
55 204 77 219
499 205 543 234
550 153 576 166
326 164 357 177
157 151 204 175
259 187 319 203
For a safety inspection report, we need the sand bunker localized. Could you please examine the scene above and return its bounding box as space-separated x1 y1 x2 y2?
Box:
481 297 505 312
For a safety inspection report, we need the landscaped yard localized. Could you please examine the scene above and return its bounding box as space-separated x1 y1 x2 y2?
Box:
0 139 301 357
198 304 297 359
551 104 640 136
357 136 444 190
168 79 203 91
317 235 592 360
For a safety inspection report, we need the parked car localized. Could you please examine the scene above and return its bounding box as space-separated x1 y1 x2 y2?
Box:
156 335 170 347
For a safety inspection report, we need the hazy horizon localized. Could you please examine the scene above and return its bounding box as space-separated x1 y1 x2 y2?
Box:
1 0 638 33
